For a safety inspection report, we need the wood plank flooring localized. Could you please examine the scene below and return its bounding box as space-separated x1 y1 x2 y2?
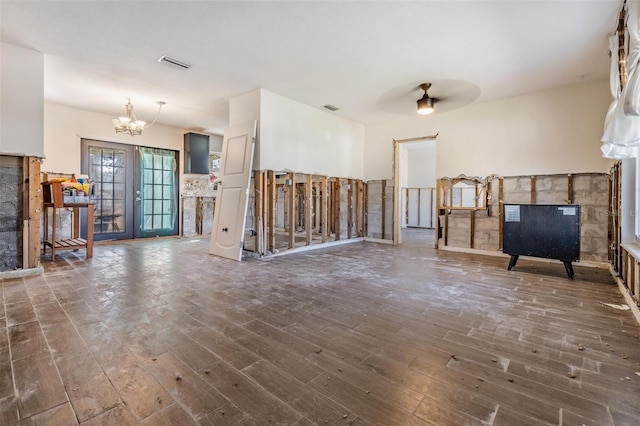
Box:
1 228 639 425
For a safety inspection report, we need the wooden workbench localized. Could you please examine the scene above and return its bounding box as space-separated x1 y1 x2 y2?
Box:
42 181 94 260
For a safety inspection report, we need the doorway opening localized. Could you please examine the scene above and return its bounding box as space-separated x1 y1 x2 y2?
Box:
80 139 179 241
392 134 438 245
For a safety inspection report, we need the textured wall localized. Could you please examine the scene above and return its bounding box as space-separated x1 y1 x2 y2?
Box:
366 180 394 240
441 173 609 263
0 156 22 270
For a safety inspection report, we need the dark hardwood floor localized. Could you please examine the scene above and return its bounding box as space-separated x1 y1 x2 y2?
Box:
1 228 639 425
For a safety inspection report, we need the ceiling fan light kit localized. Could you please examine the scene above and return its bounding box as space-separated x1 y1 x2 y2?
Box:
417 83 435 115
112 99 165 136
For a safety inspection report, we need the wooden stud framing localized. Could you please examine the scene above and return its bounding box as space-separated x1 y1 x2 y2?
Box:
530 175 536 204
435 179 441 249
608 169 615 263
381 180 386 240
616 165 620 272
474 183 478 209
363 182 368 239
487 179 492 217
444 207 449 246
328 180 334 234
498 177 504 250
26 157 41 269
347 179 353 239
405 188 410 226
254 171 265 254
618 6 628 89
313 183 320 234
22 157 30 267
321 176 328 243
196 197 203 235
267 170 276 252
469 210 475 249
288 173 296 249
567 174 573 204
283 182 289 232
635 258 640 301
356 180 364 237
305 174 312 245
334 178 341 240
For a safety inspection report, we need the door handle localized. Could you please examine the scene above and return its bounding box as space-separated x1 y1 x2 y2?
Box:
222 227 229 232
136 197 141 201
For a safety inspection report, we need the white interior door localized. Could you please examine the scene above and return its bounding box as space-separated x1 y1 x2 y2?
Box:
209 121 256 261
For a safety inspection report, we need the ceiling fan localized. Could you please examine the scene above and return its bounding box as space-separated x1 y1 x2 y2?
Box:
417 83 436 115
376 79 481 117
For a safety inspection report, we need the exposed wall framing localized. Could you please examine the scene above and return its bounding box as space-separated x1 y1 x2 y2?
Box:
436 172 610 263
183 196 215 237
365 179 394 241
26 157 42 269
243 170 365 256
608 162 639 307
401 187 435 229
0 156 41 274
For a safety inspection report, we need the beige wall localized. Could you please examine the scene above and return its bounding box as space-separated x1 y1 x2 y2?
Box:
364 80 614 181
229 89 365 179
260 90 364 179
43 79 613 183
43 103 186 175
405 142 437 188
1 43 44 157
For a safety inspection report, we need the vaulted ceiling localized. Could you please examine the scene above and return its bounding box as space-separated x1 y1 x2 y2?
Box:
0 1 619 134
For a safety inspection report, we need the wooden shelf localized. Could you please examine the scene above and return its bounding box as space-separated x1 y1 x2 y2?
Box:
44 237 88 250
42 181 94 261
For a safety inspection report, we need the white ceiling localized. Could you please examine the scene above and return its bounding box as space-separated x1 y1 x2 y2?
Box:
0 0 620 135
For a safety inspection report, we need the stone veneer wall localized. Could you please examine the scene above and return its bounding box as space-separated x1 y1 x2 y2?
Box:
441 173 609 263
182 174 216 237
0 156 23 270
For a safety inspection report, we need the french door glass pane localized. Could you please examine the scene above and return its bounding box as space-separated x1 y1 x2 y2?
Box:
139 147 176 233
90 146 126 234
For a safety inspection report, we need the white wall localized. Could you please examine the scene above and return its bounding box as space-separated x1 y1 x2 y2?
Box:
405 141 436 188
229 89 365 179
229 89 261 127
364 80 614 181
621 157 636 243
44 103 185 175
229 89 262 169
400 148 409 188
1 43 44 157
210 134 223 152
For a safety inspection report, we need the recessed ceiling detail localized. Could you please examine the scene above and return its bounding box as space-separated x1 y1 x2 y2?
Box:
156 55 191 70
377 80 481 117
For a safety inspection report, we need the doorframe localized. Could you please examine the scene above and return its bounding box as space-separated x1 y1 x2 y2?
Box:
392 133 438 245
81 139 136 241
133 146 180 238
81 139 180 241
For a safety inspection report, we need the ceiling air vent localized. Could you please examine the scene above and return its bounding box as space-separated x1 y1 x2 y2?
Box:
156 55 191 70
323 104 340 111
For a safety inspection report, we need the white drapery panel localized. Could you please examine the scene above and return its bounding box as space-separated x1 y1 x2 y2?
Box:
602 0 640 159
